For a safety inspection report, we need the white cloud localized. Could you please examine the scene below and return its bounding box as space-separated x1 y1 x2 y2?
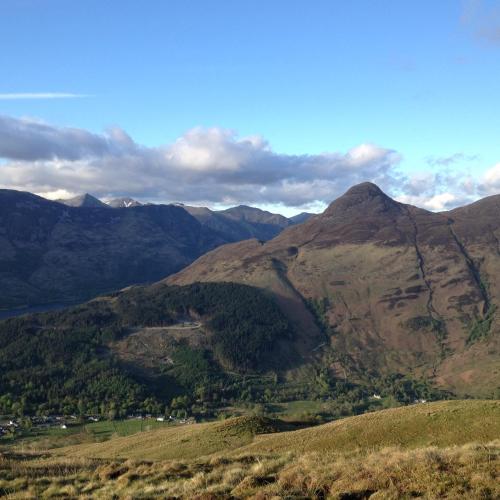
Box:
346 143 397 167
0 115 403 208
426 153 478 167
37 188 79 200
0 114 496 212
478 163 500 195
0 115 113 160
397 192 459 211
165 127 264 172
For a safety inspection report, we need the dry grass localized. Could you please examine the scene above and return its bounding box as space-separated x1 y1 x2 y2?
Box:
2 401 499 498
58 416 286 461
0 441 498 498
56 400 500 461
243 399 500 456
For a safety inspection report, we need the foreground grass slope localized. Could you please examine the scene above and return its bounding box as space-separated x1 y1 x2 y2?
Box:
59 417 286 461
1 401 499 498
58 400 500 461
1 442 498 498
245 399 500 455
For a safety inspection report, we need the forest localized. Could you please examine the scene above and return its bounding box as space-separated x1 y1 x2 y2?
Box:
0 283 292 417
0 283 444 419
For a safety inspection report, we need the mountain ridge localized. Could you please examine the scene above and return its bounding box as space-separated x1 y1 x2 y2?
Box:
1 183 499 427
0 190 314 310
107 197 143 208
0 189 227 309
55 193 304 242
56 193 110 208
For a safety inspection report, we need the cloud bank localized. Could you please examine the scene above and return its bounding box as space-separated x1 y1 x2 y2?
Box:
0 114 495 212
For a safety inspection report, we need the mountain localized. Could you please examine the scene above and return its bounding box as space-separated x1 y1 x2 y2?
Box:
220 204 290 227
56 193 109 208
184 204 292 242
5 178 500 425
0 189 229 309
59 196 298 241
218 205 292 239
0 191 302 310
2 182 499 416
289 211 315 224
60 194 143 209
168 182 500 397
107 197 142 208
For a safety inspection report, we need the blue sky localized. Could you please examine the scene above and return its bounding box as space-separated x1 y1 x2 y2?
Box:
0 0 499 214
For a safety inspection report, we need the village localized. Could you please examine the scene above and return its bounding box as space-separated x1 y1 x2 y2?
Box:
0 413 196 439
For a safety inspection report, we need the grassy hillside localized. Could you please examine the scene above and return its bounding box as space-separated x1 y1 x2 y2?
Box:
245 399 500 454
1 401 498 498
1 441 498 498
59 416 287 461
57 400 499 461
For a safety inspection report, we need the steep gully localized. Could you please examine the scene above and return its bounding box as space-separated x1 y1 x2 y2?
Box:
404 208 440 322
447 222 490 315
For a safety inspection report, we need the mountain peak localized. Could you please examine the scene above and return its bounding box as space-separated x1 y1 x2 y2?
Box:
107 197 142 208
289 212 315 224
323 182 400 218
343 182 385 197
220 205 290 227
57 193 109 208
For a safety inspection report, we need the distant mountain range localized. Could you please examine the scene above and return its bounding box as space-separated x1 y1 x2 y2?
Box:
0 190 313 309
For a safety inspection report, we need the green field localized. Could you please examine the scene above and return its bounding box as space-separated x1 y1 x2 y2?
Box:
0 418 173 450
84 418 171 438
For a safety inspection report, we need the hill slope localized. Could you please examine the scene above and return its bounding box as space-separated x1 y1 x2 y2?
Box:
245 399 500 454
58 400 500 460
59 416 287 461
3 402 498 499
168 183 500 396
